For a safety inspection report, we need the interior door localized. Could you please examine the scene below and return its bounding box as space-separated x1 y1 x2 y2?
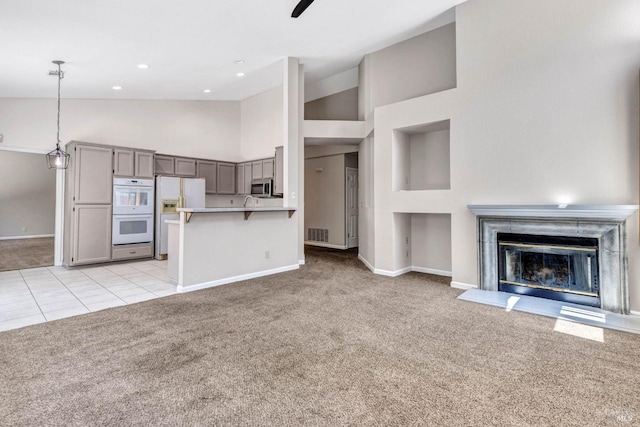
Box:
346 167 359 248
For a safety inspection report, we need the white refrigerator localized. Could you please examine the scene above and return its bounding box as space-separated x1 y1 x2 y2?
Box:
155 176 206 259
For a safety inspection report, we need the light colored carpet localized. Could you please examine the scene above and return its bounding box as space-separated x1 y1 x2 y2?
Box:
0 237 54 272
0 246 638 426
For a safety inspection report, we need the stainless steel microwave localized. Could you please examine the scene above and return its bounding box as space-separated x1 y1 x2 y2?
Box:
251 179 272 198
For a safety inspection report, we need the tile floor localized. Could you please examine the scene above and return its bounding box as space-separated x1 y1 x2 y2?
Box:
0 259 176 333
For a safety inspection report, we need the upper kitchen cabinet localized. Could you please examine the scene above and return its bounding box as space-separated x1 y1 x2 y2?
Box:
251 161 263 180
114 149 155 178
262 158 274 179
196 160 217 194
72 143 113 204
155 155 175 175
217 162 236 194
134 151 154 178
175 157 197 177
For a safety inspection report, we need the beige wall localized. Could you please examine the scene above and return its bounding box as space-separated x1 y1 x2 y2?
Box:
0 99 242 161
304 154 346 247
367 22 457 114
361 0 640 309
304 88 359 121
0 151 56 238
240 86 283 160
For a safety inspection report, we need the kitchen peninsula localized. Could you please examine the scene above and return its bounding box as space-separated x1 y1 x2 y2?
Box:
167 207 299 291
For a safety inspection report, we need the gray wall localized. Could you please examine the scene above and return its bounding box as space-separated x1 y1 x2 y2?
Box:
0 151 56 238
304 87 359 121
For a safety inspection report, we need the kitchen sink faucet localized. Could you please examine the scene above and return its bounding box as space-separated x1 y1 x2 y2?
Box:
243 195 256 207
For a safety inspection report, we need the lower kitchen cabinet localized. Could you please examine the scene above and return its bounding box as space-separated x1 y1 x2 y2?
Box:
112 242 153 260
71 205 112 266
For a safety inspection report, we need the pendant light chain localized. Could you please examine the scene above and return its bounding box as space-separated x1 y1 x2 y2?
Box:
56 62 63 149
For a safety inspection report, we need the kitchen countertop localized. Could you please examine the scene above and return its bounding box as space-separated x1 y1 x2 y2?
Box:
176 206 297 221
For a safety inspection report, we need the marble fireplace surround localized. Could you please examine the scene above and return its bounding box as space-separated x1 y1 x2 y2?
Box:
468 205 639 314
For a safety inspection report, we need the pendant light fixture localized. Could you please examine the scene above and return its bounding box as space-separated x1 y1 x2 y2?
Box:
46 60 70 169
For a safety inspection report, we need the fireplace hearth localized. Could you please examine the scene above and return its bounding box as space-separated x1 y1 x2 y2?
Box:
468 205 639 314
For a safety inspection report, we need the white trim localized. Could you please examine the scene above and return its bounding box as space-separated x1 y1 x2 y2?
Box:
467 204 638 220
630 310 640 316
298 259 305 265
304 241 348 250
411 266 452 277
374 266 411 277
177 264 300 293
54 168 65 266
358 254 374 272
0 234 55 241
451 281 477 290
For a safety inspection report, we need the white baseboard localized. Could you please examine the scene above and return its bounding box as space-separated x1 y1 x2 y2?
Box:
358 254 375 272
304 241 348 250
299 259 306 265
374 266 412 277
177 264 300 293
630 310 640 316
450 281 477 290
0 234 55 241
411 266 452 277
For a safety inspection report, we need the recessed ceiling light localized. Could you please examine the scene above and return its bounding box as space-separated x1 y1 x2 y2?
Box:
235 60 245 64
112 86 122 90
203 89 211 93
236 72 245 77
137 64 150 69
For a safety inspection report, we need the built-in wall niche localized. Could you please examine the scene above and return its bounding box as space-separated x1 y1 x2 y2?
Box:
393 212 452 276
392 119 450 191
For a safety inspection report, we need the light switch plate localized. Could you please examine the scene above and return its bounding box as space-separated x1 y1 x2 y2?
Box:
0 133 3 143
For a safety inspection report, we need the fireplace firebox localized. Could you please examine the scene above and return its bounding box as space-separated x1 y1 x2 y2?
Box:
497 233 600 307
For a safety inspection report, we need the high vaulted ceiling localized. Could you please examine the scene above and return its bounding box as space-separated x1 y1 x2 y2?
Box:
0 0 464 101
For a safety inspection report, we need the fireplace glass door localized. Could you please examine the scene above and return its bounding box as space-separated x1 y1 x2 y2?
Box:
497 233 600 307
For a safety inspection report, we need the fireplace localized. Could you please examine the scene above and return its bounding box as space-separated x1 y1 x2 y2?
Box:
497 233 599 307
468 205 639 314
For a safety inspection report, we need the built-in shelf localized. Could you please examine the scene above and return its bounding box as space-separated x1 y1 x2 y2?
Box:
393 119 451 191
177 207 296 223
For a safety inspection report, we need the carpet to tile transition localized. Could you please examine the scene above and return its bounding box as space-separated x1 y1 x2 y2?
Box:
0 237 54 272
0 246 638 426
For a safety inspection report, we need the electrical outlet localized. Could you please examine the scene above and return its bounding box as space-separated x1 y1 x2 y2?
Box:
406 250 409 258
230 199 234 205
265 251 270 259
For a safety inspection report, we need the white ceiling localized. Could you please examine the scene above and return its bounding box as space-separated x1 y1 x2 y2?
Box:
0 0 464 101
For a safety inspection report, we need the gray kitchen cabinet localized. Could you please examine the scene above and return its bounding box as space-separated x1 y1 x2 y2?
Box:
262 158 274 179
113 149 134 177
72 204 112 265
73 144 113 204
155 155 175 175
134 151 155 178
274 146 284 195
252 161 263 180
175 157 197 177
244 163 252 193
236 163 245 195
115 149 155 178
197 160 217 194
64 141 114 267
217 162 236 194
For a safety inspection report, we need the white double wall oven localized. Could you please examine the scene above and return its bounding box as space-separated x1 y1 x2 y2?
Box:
112 178 154 245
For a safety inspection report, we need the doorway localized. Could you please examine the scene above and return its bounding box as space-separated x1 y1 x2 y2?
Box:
0 149 58 271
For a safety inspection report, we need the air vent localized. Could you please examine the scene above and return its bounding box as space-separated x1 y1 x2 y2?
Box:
307 228 329 243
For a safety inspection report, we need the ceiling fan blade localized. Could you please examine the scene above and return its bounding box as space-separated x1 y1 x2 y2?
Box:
291 0 315 18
